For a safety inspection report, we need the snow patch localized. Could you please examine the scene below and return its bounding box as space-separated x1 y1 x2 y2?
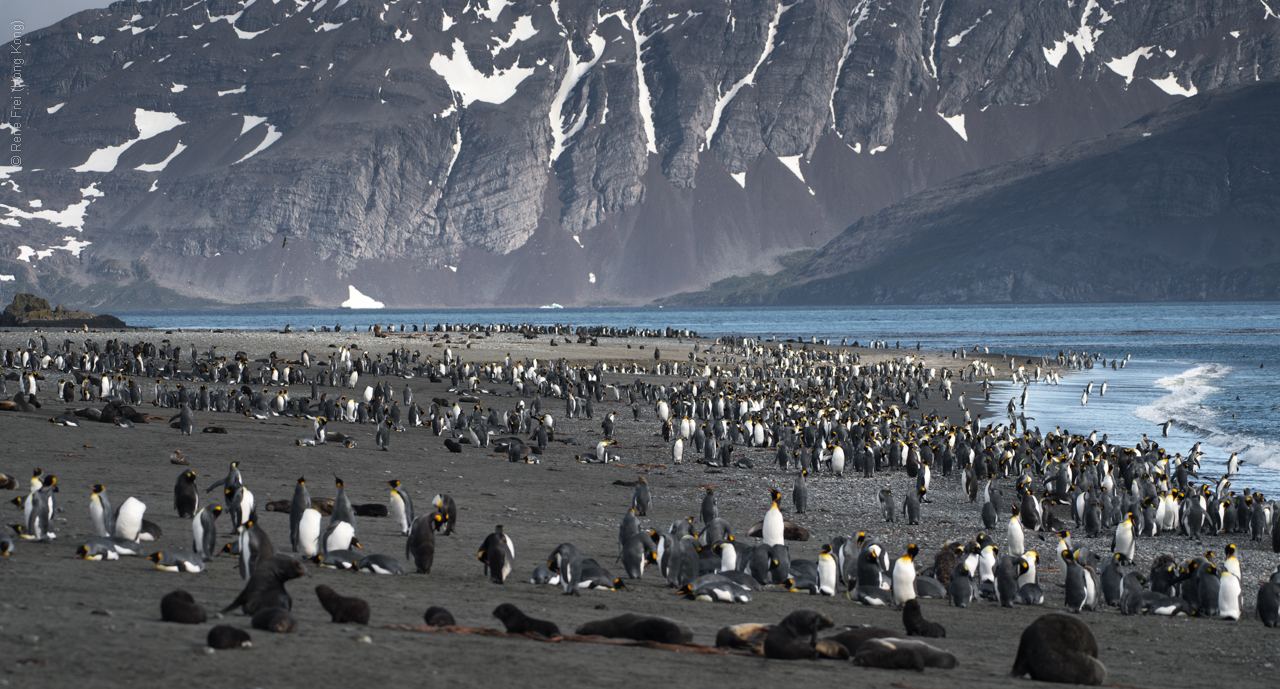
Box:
135 142 187 171
218 85 247 96
396 28 412 42
240 115 268 136
0 275 13 281
47 103 65 114
1262 1 1278 20
1149 73 1198 97
829 1 872 124
73 109 185 172
870 145 887 155
232 125 283 164
475 0 511 22
28 200 41 208
1 200 93 231
54 237 92 257
491 15 537 55
430 38 535 107
1105 46 1153 84
170 83 187 93
588 272 596 284
90 36 105 44
730 171 746 188
16 247 35 262
81 183 104 198
442 12 455 31
317 22 343 31
1043 40 1068 68
1064 0 1101 60
939 112 967 141
341 285 384 309
946 9 991 48
149 180 159 192
776 155 806 184
548 31 606 163
631 0 658 154
706 1 792 145
121 61 133 69
572 235 583 247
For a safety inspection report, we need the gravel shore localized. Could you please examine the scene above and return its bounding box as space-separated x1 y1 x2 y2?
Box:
1 327 1276 688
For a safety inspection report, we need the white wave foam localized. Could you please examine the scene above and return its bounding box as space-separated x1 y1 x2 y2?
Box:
1133 363 1280 471
1133 363 1230 427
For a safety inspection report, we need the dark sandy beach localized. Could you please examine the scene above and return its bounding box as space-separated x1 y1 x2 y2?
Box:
0 328 1276 688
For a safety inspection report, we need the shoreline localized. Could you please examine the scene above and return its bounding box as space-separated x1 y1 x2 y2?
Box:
1 329 1277 688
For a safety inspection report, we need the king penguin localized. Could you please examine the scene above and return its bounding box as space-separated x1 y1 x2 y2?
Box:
288 476 309 552
192 504 222 559
1007 505 1025 556
478 525 515 584
297 507 323 558
817 544 838 596
892 544 919 606
331 476 357 535
1111 512 1136 564
1218 565 1242 620
793 470 808 514
89 484 113 538
388 480 414 536
700 488 717 525
762 489 784 546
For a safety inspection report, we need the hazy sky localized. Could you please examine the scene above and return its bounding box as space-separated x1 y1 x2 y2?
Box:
2 0 117 36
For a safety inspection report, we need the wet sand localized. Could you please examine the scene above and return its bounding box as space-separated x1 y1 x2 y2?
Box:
1 329 1277 688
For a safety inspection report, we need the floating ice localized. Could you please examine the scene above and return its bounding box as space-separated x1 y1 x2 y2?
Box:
341 285 384 308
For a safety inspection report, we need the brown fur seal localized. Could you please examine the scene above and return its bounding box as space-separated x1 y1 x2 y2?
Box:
902 599 946 638
315 584 370 625
251 607 298 633
492 603 559 637
855 638 958 669
424 606 455 626
575 614 693 644
160 590 207 624
1010 614 1106 685
222 556 306 615
854 641 925 671
763 610 835 660
828 626 902 653
206 625 252 649
714 623 772 653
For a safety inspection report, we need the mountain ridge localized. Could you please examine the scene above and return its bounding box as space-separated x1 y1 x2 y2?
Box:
2 0 1277 307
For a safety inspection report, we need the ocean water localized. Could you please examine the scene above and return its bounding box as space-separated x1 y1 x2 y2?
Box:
112 303 1280 492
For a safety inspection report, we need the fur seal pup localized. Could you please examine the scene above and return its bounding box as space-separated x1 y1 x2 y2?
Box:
315 585 370 625
575 614 693 644
424 606 456 627
222 556 306 615
902 599 945 637
251 607 298 634
492 603 559 637
173 470 198 519
1009 614 1106 685
763 609 835 659
160 589 207 624
206 625 252 649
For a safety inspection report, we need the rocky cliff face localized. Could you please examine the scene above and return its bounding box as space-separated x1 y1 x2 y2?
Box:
2 0 1278 307
662 80 1280 305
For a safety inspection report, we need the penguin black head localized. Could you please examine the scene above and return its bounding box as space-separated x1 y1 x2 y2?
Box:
906 544 919 559
335 476 345 487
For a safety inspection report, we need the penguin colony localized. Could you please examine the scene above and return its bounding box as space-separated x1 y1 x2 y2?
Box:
2 326 1279 683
